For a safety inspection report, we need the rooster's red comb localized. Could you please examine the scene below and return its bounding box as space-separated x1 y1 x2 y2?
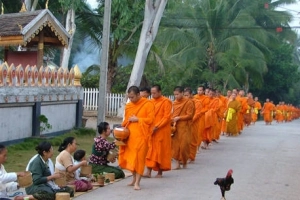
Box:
227 169 233 176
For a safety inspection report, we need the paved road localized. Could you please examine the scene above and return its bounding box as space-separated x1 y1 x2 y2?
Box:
75 120 300 200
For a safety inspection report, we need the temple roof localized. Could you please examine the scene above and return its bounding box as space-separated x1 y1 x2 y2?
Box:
0 9 70 47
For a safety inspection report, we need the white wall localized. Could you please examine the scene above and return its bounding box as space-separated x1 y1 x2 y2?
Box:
41 103 77 134
0 107 32 142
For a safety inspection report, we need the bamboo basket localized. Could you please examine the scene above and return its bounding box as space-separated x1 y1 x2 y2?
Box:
17 171 32 188
80 165 92 176
105 173 115 182
55 192 70 200
54 172 66 186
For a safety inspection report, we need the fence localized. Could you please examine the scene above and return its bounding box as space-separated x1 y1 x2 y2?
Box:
83 88 174 116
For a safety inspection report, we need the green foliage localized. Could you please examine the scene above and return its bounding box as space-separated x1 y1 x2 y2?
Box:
81 65 100 88
38 115 52 133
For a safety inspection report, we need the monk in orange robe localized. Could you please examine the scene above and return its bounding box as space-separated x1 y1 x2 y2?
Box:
226 93 241 136
172 86 194 169
212 90 223 141
221 90 232 134
145 85 172 178
236 90 248 133
261 98 273 125
194 86 210 150
244 92 255 126
119 86 155 190
276 102 284 123
184 88 201 163
252 97 262 124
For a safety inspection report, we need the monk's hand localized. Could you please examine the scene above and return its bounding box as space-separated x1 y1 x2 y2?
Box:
129 115 138 122
173 116 180 122
153 126 158 133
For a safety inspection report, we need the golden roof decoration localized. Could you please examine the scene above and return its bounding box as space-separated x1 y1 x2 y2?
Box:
1 3 4 15
19 2 27 13
73 65 82 87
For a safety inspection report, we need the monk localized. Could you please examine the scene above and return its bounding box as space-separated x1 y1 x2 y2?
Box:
261 98 273 125
251 97 262 124
276 102 284 123
236 90 248 133
244 92 255 126
194 86 210 150
226 93 241 136
205 90 221 144
221 90 232 135
184 88 201 163
119 86 155 190
140 86 151 98
270 101 276 124
144 85 172 178
172 86 194 169
215 90 225 139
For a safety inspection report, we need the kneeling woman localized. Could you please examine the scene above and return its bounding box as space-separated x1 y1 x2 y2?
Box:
25 141 74 200
89 122 125 179
55 137 89 191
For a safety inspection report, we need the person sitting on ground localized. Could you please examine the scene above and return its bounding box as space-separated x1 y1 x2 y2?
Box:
73 150 94 182
0 144 26 200
17 141 74 200
55 137 90 192
89 122 125 179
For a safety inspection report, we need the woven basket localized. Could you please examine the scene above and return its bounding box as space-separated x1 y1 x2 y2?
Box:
107 149 118 162
54 173 66 186
17 171 32 188
55 192 70 200
105 173 115 182
80 165 92 176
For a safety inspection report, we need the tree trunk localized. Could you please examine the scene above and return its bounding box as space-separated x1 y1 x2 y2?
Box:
106 40 119 93
25 0 31 11
118 0 167 118
126 0 168 90
61 9 76 69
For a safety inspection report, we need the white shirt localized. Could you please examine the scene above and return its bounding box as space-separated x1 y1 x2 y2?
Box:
0 164 18 198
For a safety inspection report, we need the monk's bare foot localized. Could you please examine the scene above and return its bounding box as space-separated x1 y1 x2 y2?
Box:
127 182 134 186
134 185 141 190
155 174 162 178
188 160 195 164
172 166 181 170
182 164 187 169
142 173 151 178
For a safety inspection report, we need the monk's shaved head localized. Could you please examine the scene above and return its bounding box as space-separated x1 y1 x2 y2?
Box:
128 86 140 94
173 86 184 93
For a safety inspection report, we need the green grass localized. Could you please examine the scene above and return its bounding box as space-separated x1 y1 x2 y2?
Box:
5 128 97 172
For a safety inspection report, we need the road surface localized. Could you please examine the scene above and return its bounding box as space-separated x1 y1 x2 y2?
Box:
75 119 300 200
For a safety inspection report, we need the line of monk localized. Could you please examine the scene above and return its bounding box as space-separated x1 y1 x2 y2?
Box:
119 85 300 190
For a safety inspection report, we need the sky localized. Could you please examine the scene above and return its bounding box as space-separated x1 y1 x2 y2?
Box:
86 0 98 9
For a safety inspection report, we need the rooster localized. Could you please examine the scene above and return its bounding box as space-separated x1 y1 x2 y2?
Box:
214 169 234 200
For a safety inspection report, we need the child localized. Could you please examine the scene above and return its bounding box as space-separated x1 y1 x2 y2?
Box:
0 144 26 199
73 150 91 181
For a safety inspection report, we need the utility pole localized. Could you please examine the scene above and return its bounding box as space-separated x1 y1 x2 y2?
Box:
97 0 111 131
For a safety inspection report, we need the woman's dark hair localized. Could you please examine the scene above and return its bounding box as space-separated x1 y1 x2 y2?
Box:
97 122 109 134
0 144 6 153
35 141 52 156
74 149 86 161
58 137 75 152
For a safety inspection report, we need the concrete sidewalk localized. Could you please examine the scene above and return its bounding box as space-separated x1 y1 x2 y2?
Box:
75 119 300 200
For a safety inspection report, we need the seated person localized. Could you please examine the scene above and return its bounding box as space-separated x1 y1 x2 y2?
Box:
20 141 73 200
55 137 90 192
73 150 93 185
89 122 125 179
0 144 26 200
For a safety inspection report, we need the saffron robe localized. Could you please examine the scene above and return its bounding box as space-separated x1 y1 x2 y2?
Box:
171 97 194 165
194 94 210 145
236 96 248 132
189 98 201 161
204 97 221 141
146 96 172 171
119 97 155 175
252 101 262 123
262 102 273 123
244 98 255 126
226 100 241 136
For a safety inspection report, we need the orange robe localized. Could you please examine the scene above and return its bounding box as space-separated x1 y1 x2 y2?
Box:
146 96 172 171
244 98 255 126
194 94 210 145
205 97 221 141
236 96 248 132
171 98 194 165
189 98 201 161
221 97 230 133
276 105 284 122
252 101 262 123
119 98 154 175
262 102 273 123
226 100 241 136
